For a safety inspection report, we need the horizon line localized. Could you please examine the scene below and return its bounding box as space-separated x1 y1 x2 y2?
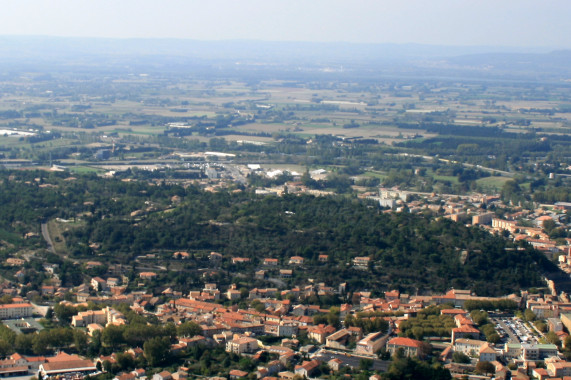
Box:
0 34 563 52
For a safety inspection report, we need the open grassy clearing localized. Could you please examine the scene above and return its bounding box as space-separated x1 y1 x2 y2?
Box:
0 76 569 194
431 174 459 185
475 176 511 191
362 171 388 180
233 122 294 134
231 121 435 144
68 165 106 174
35 138 80 148
47 218 86 255
0 137 34 148
0 137 80 151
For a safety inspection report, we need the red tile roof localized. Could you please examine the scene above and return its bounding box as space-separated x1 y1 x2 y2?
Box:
387 337 423 348
453 325 480 333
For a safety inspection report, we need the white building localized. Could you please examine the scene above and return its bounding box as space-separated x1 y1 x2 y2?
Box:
0 303 34 319
225 336 259 355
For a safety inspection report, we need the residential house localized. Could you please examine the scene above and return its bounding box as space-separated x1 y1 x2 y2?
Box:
531 304 559 319
227 289 241 301
560 313 571 332
71 307 126 328
263 258 278 266
114 373 136 380
255 270 266 279
41 286 55 296
440 309 468 317
173 251 190 260
456 339 487 355
454 314 475 328
139 272 157 280
264 321 298 337
72 310 106 328
480 344 498 362
339 304 352 318
225 336 259 355
280 269 293 278
356 331 388 356
277 371 296 380
248 288 278 300
547 361 571 377
294 360 320 378
325 329 353 350
0 354 36 377
152 371 172 380
85 261 103 269
202 283 220 300
91 277 108 291
85 321 104 336
209 252 223 261
14 270 25 283
353 256 371 268
548 318 564 332
386 337 423 357
307 324 336 344
328 358 343 372
229 369 248 379
385 290 400 301
264 360 283 376
451 325 480 343
132 368 146 378
289 256 304 265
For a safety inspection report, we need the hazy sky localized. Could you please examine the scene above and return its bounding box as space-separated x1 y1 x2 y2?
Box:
1 0 569 48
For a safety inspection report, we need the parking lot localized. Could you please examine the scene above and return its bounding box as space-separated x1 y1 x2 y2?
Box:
491 316 539 344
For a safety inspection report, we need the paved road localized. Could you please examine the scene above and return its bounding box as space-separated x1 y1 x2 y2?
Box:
4 375 34 380
528 320 545 340
41 222 55 253
395 153 514 177
40 221 79 264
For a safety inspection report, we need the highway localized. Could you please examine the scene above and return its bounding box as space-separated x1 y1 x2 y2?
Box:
394 153 514 177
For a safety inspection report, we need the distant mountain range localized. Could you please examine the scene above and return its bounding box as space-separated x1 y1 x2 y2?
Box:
0 36 569 81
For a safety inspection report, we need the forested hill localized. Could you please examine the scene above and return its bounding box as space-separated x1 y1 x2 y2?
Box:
0 171 557 296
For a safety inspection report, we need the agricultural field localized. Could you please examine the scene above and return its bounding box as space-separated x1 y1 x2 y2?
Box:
0 54 568 204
